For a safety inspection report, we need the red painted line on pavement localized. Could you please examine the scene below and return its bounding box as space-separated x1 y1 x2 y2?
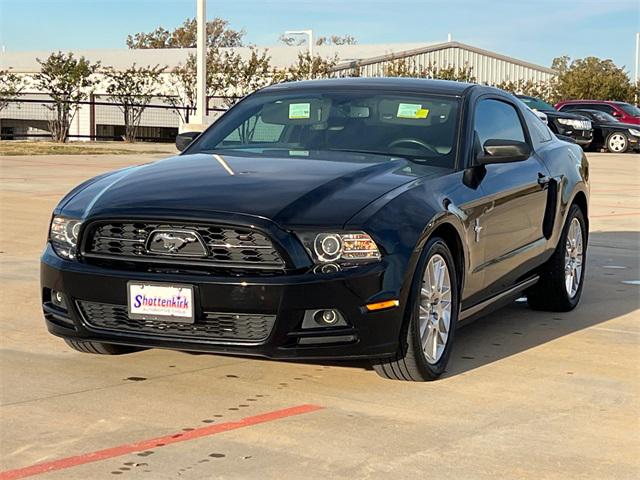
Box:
0 404 323 480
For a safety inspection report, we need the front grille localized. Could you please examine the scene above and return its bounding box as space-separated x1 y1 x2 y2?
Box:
83 222 285 270
76 301 276 343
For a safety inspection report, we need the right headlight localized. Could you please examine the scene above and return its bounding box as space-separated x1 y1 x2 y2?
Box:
557 118 590 130
628 128 640 137
296 231 381 266
49 215 82 260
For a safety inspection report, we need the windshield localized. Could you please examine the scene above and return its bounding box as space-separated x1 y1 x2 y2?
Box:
188 89 460 168
618 102 640 117
518 96 556 112
591 111 618 123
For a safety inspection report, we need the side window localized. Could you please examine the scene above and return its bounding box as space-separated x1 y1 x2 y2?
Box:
524 109 552 148
474 99 526 146
589 104 614 115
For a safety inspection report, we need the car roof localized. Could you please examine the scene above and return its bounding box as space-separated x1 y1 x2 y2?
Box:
262 77 479 96
559 99 620 105
571 109 605 114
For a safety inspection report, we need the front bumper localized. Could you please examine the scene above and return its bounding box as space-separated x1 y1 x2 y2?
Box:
556 125 593 146
40 245 405 360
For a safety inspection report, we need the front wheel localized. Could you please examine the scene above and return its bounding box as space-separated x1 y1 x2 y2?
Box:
373 237 459 381
606 132 628 153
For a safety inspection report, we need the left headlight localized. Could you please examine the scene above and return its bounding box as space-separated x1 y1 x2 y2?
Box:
628 128 640 137
296 231 381 265
49 215 82 260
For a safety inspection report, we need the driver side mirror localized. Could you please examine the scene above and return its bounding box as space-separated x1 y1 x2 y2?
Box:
476 139 531 165
176 131 201 152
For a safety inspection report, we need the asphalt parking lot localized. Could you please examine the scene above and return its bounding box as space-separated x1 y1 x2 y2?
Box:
1 148 638 479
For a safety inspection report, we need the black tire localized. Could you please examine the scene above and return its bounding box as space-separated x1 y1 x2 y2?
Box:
606 132 628 153
373 237 459 381
64 338 141 355
527 204 587 311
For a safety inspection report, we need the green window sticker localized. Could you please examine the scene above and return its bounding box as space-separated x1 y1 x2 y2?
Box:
397 103 429 119
289 150 309 156
289 103 311 119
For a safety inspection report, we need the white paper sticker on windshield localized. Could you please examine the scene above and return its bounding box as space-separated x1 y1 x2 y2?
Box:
397 103 429 119
289 103 311 119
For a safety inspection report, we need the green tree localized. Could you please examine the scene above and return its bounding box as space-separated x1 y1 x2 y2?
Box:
315 35 358 46
34 52 99 142
495 79 557 103
278 34 306 47
0 69 26 111
552 56 635 102
279 34 358 46
382 58 476 83
103 64 166 142
127 17 244 49
167 55 198 123
167 47 273 118
222 47 274 107
278 52 338 81
424 63 476 82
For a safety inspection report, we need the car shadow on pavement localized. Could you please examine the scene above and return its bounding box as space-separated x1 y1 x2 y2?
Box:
443 230 638 377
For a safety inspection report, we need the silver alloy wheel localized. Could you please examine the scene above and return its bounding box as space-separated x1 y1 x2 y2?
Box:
564 217 584 298
419 254 452 364
608 133 627 152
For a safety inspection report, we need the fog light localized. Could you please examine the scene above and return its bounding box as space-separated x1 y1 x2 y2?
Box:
318 309 338 325
301 309 348 329
51 290 67 310
313 263 341 274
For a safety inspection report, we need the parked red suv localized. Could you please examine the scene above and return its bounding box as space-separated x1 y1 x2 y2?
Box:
556 100 640 125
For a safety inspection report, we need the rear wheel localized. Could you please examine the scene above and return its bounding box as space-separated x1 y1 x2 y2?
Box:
527 204 587 311
373 237 459 381
64 339 141 355
606 132 628 153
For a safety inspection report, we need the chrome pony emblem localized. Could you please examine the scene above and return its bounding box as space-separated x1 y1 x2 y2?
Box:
147 230 208 257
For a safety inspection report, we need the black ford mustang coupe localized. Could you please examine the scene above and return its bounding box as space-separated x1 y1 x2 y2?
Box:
41 78 589 381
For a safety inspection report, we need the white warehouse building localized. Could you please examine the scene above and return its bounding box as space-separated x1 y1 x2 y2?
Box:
0 40 556 141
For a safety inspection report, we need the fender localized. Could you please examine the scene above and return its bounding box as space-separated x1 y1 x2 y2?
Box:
539 144 590 251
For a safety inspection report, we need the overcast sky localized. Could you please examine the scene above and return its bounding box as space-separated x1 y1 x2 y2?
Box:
1 0 638 74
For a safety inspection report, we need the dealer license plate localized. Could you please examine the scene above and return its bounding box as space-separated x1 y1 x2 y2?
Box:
128 282 195 323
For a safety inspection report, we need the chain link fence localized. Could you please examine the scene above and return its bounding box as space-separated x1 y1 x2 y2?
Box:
0 94 239 142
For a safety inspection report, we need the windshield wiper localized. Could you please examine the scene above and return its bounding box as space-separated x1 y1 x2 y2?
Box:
326 148 433 163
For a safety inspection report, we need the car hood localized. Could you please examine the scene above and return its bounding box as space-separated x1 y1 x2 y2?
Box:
543 110 589 121
596 121 639 130
59 152 442 227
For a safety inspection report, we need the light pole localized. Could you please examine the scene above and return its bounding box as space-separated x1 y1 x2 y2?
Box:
635 32 639 104
193 0 207 126
284 30 313 80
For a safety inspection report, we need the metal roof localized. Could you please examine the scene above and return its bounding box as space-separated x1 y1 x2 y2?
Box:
332 41 556 75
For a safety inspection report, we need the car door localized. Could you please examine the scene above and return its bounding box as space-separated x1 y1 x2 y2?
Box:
472 97 551 298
